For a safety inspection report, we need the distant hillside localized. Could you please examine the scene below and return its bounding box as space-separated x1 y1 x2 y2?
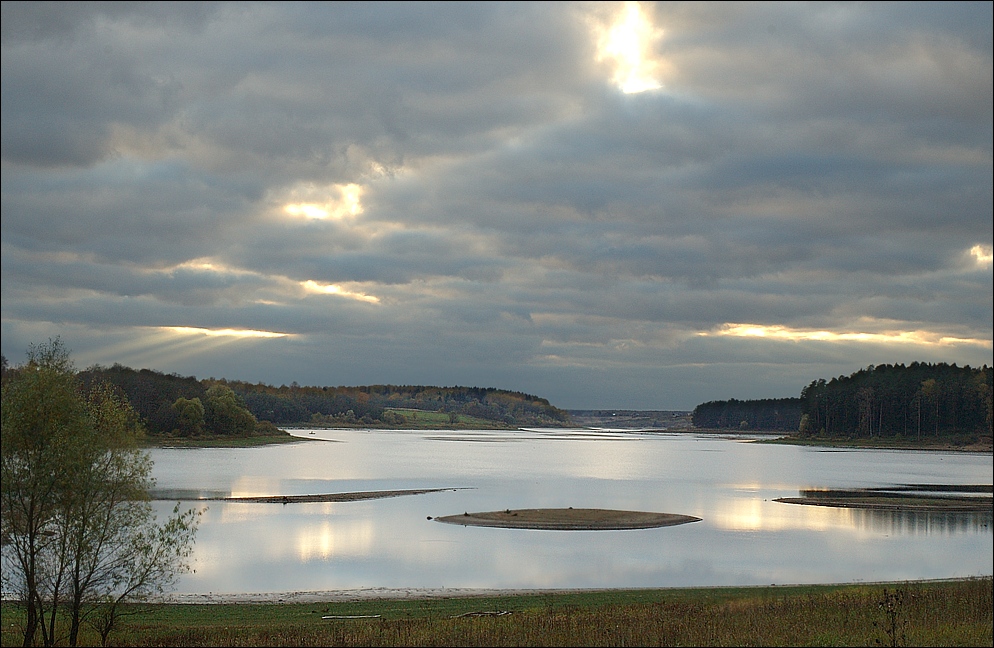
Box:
79 364 570 436
568 410 692 429
230 380 570 429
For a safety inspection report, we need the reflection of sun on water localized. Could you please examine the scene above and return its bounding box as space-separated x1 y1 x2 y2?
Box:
713 497 851 532
229 476 281 499
297 519 374 561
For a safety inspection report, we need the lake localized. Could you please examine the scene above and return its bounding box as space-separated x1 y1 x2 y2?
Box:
148 429 993 596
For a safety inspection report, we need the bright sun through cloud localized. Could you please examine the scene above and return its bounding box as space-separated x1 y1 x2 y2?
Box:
301 280 380 304
704 323 992 349
283 183 363 220
593 1 663 94
166 326 289 339
970 244 993 267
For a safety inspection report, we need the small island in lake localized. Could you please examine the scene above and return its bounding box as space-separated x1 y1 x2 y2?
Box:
433 508 701 530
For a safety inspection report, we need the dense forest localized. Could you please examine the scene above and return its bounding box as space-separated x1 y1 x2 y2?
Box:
691 398 803 431
71 364 570 437
693 363 993 440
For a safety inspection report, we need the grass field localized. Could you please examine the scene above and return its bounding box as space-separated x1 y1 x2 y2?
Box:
2 577 990 646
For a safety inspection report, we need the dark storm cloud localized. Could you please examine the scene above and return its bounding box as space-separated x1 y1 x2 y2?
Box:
2 1 990 409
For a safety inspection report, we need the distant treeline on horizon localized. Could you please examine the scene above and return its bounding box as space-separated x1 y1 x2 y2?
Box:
692 362 992 439
66 364 570 436
4 355 988 440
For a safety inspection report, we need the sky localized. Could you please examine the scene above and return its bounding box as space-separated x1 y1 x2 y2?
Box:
1 2 991 410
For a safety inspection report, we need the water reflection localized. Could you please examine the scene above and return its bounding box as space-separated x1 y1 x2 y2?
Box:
296 516 375 560
146 430 992 594
149 488 229 500
711 497 852 532
230 476 283 498
848 508 992 535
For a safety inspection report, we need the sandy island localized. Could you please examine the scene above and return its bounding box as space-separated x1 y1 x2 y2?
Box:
433 508 701 531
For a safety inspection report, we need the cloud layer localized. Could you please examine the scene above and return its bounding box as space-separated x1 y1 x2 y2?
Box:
3 2 991 409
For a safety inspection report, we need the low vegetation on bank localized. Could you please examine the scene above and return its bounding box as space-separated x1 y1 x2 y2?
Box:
1 578 989 647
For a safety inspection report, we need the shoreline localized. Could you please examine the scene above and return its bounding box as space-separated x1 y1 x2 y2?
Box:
152 577 991 605
143 428 994 454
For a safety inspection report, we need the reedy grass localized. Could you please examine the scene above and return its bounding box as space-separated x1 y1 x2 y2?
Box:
2 578 990 646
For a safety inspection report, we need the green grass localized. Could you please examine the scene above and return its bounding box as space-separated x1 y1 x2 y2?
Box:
3 578 990 646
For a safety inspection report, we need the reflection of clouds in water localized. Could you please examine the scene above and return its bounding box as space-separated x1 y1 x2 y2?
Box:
555 439 658 480
711 497 850 532
713 496 992 536
213 502 274 524
148 433 992 594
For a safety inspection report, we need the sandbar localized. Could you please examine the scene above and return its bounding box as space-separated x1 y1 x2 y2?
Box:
197 488 465 503
433 508 701 530
775 495 991 512
775 485 992 512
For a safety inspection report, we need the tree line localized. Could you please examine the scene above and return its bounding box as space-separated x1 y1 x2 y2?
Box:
691 397 803 431
692 363 993 439
798 362 991 439
70 364 570 437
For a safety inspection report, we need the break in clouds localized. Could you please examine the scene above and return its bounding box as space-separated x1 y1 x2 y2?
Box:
1 2 991 409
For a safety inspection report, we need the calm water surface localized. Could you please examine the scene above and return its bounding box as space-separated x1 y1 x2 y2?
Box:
148 429 993 595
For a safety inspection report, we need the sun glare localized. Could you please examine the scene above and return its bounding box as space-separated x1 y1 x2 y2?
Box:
970 244 993 267
283 183 363 220
593 1 663 94
166 326 289 339
704 323 991 349
301 280 380 304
